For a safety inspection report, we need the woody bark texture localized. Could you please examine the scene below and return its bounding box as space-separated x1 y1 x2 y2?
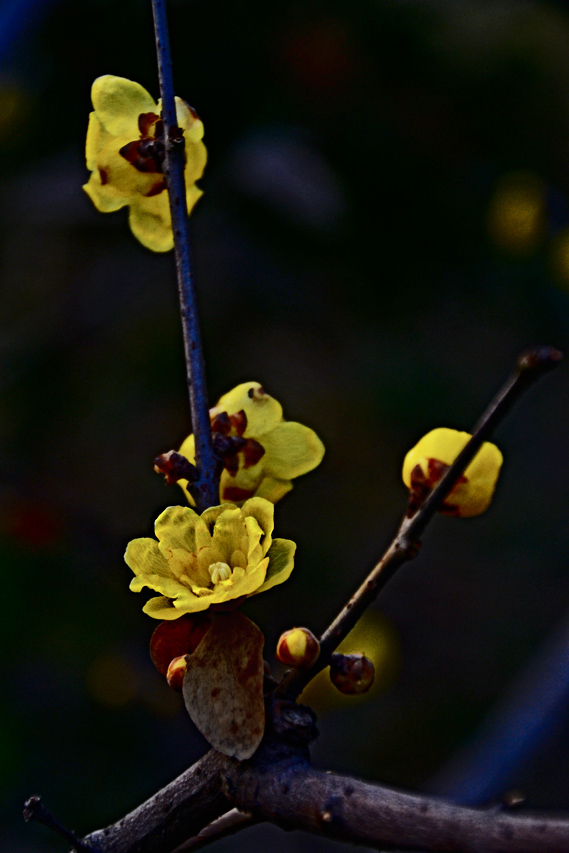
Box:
79 745 569 853
224 756 569 852
83 751 229 853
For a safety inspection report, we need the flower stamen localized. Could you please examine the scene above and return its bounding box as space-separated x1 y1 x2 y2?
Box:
208 562 232 584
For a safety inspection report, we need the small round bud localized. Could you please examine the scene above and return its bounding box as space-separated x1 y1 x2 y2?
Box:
166 655 187 691
329 653 375 695
276 627 320 669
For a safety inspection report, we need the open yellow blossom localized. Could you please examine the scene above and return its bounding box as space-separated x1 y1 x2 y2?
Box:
125 497 296 619
178 382 325 506
402 428 503 517
83 75 206 252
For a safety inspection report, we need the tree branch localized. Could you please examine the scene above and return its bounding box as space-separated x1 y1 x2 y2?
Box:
81 751 230 853
277 346 563 702
151 0 218 511
72 746 569 853
224 756 569 853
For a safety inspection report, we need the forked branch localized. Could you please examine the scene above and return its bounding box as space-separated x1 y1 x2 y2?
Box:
73 747 569 853
277 346 563 702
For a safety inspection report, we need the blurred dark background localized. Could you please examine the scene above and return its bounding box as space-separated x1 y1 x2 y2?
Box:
4 0 569 850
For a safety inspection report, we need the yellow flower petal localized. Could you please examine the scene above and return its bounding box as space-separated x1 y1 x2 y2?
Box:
255 538 296 594
201 502 234 531
244 515 265 566
173 97 205 142
125 538 183 597
143 595 183 619
211 507 248 561
241 496 274 554
186 183 204 216
172 589 211 613
254 476 293 503
176 433 197 505
211 382 283 436
85 112 109 171
259 421 325 479
230 549 247 568
184 141 207 186
91 75 156 137
154 505 202 551
96 136 158 196
83 170 126 213
128 194 173 253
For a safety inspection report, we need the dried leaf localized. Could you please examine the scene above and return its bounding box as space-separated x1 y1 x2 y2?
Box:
183 611 265 759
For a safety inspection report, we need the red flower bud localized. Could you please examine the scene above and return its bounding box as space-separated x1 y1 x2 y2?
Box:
329 653 375 695
276 627 320 669
166 655 187 691
149 613 211 677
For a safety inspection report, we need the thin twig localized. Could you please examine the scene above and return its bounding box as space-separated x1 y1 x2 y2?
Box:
172 808 257 852
277 346 563 702
151 0 218 512
23 796 99 852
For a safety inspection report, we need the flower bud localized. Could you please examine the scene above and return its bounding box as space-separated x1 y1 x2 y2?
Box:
276 627 320 669
149 613 211 677
166 655 187 691
153 450 197 485
402 428 503 517
329 653 375 695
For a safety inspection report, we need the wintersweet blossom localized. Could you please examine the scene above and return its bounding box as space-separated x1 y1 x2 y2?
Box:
402 427 503 517
83 75 206 252
178 382 325 506
125 497 295 619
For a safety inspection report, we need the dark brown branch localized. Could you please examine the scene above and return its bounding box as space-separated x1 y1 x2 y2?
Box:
77 747 569 853
277 346 563 702
81 751 230 853
224 757 569 853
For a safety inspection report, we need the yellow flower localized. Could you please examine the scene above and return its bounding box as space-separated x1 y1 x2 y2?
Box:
83 75 206 252
178 382 325 506
125 497 296 619
402 427 503 517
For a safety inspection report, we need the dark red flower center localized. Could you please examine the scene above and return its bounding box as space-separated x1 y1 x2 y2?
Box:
119 112 169 196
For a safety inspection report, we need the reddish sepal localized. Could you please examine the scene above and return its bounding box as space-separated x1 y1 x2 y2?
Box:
150 613 212 677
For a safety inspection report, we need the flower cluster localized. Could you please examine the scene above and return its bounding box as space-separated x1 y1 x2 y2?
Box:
178 382 325 506
83 75 206 252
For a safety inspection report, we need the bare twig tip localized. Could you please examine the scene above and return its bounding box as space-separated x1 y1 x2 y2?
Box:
517 346 563 375
23 795 41 822
23 795 99 852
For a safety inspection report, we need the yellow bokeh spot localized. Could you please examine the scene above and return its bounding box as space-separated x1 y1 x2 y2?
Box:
299 612 400 710
550 226 569 288
487 171 545 256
